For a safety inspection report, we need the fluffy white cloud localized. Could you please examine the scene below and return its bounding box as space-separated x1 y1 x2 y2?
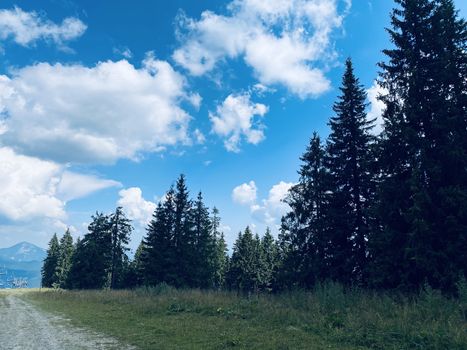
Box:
0 6 86 47
251 181 294 226
233 180 294 226
0 147 118 221
367 81 387 135
0 56 194 164
117 187 156 226
210 93 268 152
232 181 257 205
173 0 350 98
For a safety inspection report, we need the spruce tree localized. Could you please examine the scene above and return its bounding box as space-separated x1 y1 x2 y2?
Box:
326 58 375 286
211 207 229 289
370 0 466 292
142 188 177 286
192 192 215 288
67 238 87 289
279 132 328 288
69 212 112 289
423 0 467 291
55 229 74 288
259 228 279 291
227 227 262 293
41 234 60 288
173 174 195 287
109 207 132 289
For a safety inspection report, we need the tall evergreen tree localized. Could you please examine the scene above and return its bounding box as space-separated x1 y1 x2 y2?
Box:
142 189 177 286
173 174 195 287
67 238 84 288
259 228 279 291
279 132 328 288
422 0 467 291
370 0 466 292
68 212 112 289
192 192 215 288
109 207 132 289
325 58 375 286
41 234 60 288
55 229 75 288
211 207 229 289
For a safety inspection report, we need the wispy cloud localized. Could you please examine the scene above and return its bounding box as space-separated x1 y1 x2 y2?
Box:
0 6 86 49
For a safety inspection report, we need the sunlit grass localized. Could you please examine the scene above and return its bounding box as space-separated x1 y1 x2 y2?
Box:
21 283 467 350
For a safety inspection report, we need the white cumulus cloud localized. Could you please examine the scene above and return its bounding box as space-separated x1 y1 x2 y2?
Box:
117 187 156 226
210 93 268 152
0 147 118 221
252 181 294 226
232 181 257 205
233 180 294 226
173 0 350 98
0 56 194 164
0 6 86 48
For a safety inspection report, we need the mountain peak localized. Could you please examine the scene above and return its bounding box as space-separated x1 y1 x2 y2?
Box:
0 242 46 263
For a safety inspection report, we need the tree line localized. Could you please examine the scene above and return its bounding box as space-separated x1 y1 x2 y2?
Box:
41 175 277 292
42 0 466 295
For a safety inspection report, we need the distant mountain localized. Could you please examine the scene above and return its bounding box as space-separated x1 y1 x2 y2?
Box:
0 242 46 262
0 242 46 288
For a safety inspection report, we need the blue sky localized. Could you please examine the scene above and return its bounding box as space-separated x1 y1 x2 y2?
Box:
0 0 466 251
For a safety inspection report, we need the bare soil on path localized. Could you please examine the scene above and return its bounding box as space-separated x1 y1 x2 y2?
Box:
0 293 136 350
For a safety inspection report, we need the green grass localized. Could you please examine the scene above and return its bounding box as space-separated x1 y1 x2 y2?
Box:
21 283 467 350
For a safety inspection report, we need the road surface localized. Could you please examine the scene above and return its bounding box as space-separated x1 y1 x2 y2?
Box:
0 294 135 350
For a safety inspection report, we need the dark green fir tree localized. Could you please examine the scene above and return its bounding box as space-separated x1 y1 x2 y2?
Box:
326 58 375 286
279 132 328 288
55 229 74 288
41 233 60 288
142 185 180 286
227 227 262 293
211 207 229 289
109 207 132 289
370 0 466 293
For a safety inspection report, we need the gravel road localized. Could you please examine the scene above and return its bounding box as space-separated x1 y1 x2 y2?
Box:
0 294 135 350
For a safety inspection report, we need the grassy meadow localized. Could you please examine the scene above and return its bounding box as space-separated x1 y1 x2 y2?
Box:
23 283 467 350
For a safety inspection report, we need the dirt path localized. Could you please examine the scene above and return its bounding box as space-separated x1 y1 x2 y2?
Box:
0 294 136 350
